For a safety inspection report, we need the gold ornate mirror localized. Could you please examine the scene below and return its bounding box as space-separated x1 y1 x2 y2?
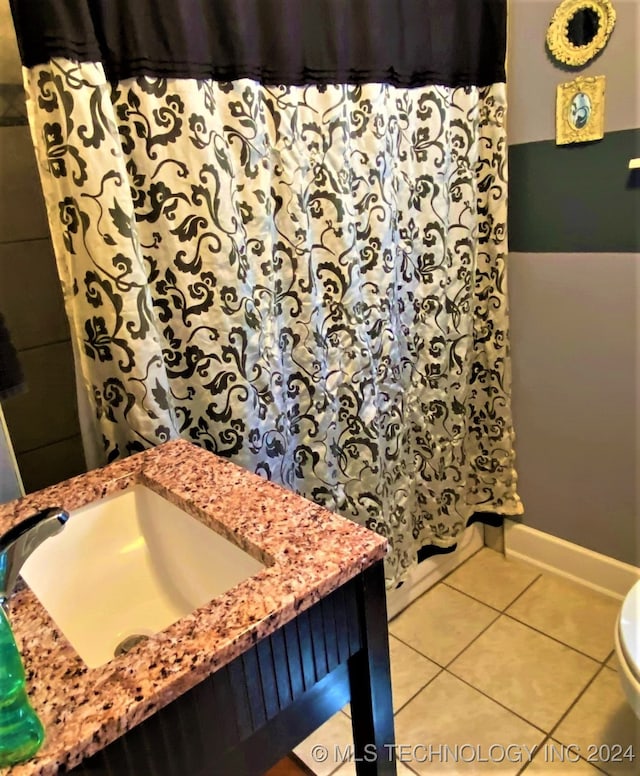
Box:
547 0 616 67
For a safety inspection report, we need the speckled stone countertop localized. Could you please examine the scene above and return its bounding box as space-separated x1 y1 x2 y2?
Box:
0 440 387 775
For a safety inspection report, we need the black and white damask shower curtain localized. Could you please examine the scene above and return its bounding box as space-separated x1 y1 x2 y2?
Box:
11 0 522 585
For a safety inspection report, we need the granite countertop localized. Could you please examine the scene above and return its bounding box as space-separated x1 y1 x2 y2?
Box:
0 440 387 775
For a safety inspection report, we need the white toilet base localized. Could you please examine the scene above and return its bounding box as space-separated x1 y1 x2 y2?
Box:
614 613 640 720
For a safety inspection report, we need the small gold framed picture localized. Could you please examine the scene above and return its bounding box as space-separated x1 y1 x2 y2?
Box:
556 75 605 145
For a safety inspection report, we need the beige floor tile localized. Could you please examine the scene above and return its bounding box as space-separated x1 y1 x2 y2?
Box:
389 584 498 666
445 547 540 610
522 740 604 773
344 636 441 718
387 635 441 709
506 574 619 661
606 653 619 672
333 758 416 775
296 714 416 776
294 711 354 776
394 671 544 775
450 616 599 731
554 667 640 776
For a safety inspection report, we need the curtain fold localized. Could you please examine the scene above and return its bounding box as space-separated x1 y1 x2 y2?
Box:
13 0 522 586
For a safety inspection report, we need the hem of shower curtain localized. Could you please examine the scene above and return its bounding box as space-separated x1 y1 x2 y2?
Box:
10 0 507 88
415 512 506 565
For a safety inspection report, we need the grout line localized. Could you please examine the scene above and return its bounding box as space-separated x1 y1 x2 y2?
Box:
18 337 71 354
326 758 342 776
442 567 542 615
386 632 448 671
433 545 486 586
515 733 551 775
288 752 318 776
500 572 543 611
516 737 608 776
443 665 549 737
443 609 503 669
502 611 609 665
0 236 51 246
402 758 422 776
387 633 448 676
341 661 444 721
547 662 606 740
441 581 503 614
391 667 445 717
16 432 82 457
544 663 612 775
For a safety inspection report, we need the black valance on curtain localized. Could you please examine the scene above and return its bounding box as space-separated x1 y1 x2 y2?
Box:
10 0 506 87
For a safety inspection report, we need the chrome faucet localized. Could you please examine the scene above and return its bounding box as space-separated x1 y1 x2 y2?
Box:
0 508 69 613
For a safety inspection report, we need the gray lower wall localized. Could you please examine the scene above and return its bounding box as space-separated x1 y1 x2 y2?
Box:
509 253 638 565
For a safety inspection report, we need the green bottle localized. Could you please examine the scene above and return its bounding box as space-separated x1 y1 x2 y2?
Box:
0 607 44 765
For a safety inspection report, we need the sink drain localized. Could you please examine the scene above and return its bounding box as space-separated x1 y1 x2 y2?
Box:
114 634 149 657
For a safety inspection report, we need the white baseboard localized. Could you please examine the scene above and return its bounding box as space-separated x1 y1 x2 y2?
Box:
387 523 485 620
504 520 640 601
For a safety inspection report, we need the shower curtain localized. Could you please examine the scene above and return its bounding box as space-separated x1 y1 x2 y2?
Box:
11 0 522 585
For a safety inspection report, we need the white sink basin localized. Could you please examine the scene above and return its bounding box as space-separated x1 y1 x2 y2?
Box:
20 485 265 668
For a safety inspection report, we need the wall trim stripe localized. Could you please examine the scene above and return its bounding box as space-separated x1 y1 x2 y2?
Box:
508 127 640 254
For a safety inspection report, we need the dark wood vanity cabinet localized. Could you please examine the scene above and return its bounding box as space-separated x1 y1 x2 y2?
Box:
72 561 396 776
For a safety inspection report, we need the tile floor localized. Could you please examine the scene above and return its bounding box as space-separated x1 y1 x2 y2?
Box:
292 548 640 775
